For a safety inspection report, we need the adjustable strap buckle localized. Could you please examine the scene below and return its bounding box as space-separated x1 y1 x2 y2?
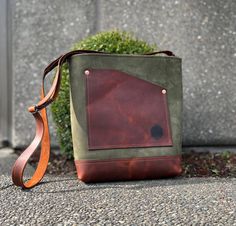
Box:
28 105 39 114
28 99 53 114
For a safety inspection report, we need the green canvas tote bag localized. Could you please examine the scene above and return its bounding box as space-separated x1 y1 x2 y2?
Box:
12 50 182 189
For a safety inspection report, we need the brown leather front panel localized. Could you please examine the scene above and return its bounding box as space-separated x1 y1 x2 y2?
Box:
75 155 182 183
85 69 173 150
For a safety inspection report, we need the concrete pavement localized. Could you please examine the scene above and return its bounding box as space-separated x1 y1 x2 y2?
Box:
0 148 236 225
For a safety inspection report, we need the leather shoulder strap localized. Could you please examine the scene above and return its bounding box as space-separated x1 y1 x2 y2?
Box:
11 50 175 189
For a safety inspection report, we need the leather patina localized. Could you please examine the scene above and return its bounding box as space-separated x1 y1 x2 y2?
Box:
85 69 173 150
75 155 182 183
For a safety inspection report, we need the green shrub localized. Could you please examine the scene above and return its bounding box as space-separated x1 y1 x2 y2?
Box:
51 31 157 159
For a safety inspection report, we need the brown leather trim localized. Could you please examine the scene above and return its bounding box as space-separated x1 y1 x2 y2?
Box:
74 155 182 183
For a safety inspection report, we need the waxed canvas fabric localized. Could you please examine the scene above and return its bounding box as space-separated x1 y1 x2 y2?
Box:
68 53 182 161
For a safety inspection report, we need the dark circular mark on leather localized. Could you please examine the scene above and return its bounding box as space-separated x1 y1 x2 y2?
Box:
150 125 163 139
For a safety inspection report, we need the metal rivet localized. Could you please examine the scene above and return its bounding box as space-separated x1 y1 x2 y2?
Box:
162 89 167 94
84 70 90 75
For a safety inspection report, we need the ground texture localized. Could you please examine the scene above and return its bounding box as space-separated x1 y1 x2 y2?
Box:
1 175 236 225
0 148 236 225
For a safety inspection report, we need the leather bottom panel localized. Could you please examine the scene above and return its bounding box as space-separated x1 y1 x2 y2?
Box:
74 155 182 183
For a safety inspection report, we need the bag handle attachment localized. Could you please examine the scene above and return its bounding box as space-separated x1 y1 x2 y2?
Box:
11 50 175 189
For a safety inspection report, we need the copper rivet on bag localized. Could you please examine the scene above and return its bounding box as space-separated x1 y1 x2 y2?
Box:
84 70 90 75
162 89 167 94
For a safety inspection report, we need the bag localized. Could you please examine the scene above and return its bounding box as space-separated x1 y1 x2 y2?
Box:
12 50 182 189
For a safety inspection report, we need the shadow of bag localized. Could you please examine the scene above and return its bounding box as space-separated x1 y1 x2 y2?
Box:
12 50 182 189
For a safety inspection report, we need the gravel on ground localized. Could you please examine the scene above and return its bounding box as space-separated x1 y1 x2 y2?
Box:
1 148 236 225
1 175 236 225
